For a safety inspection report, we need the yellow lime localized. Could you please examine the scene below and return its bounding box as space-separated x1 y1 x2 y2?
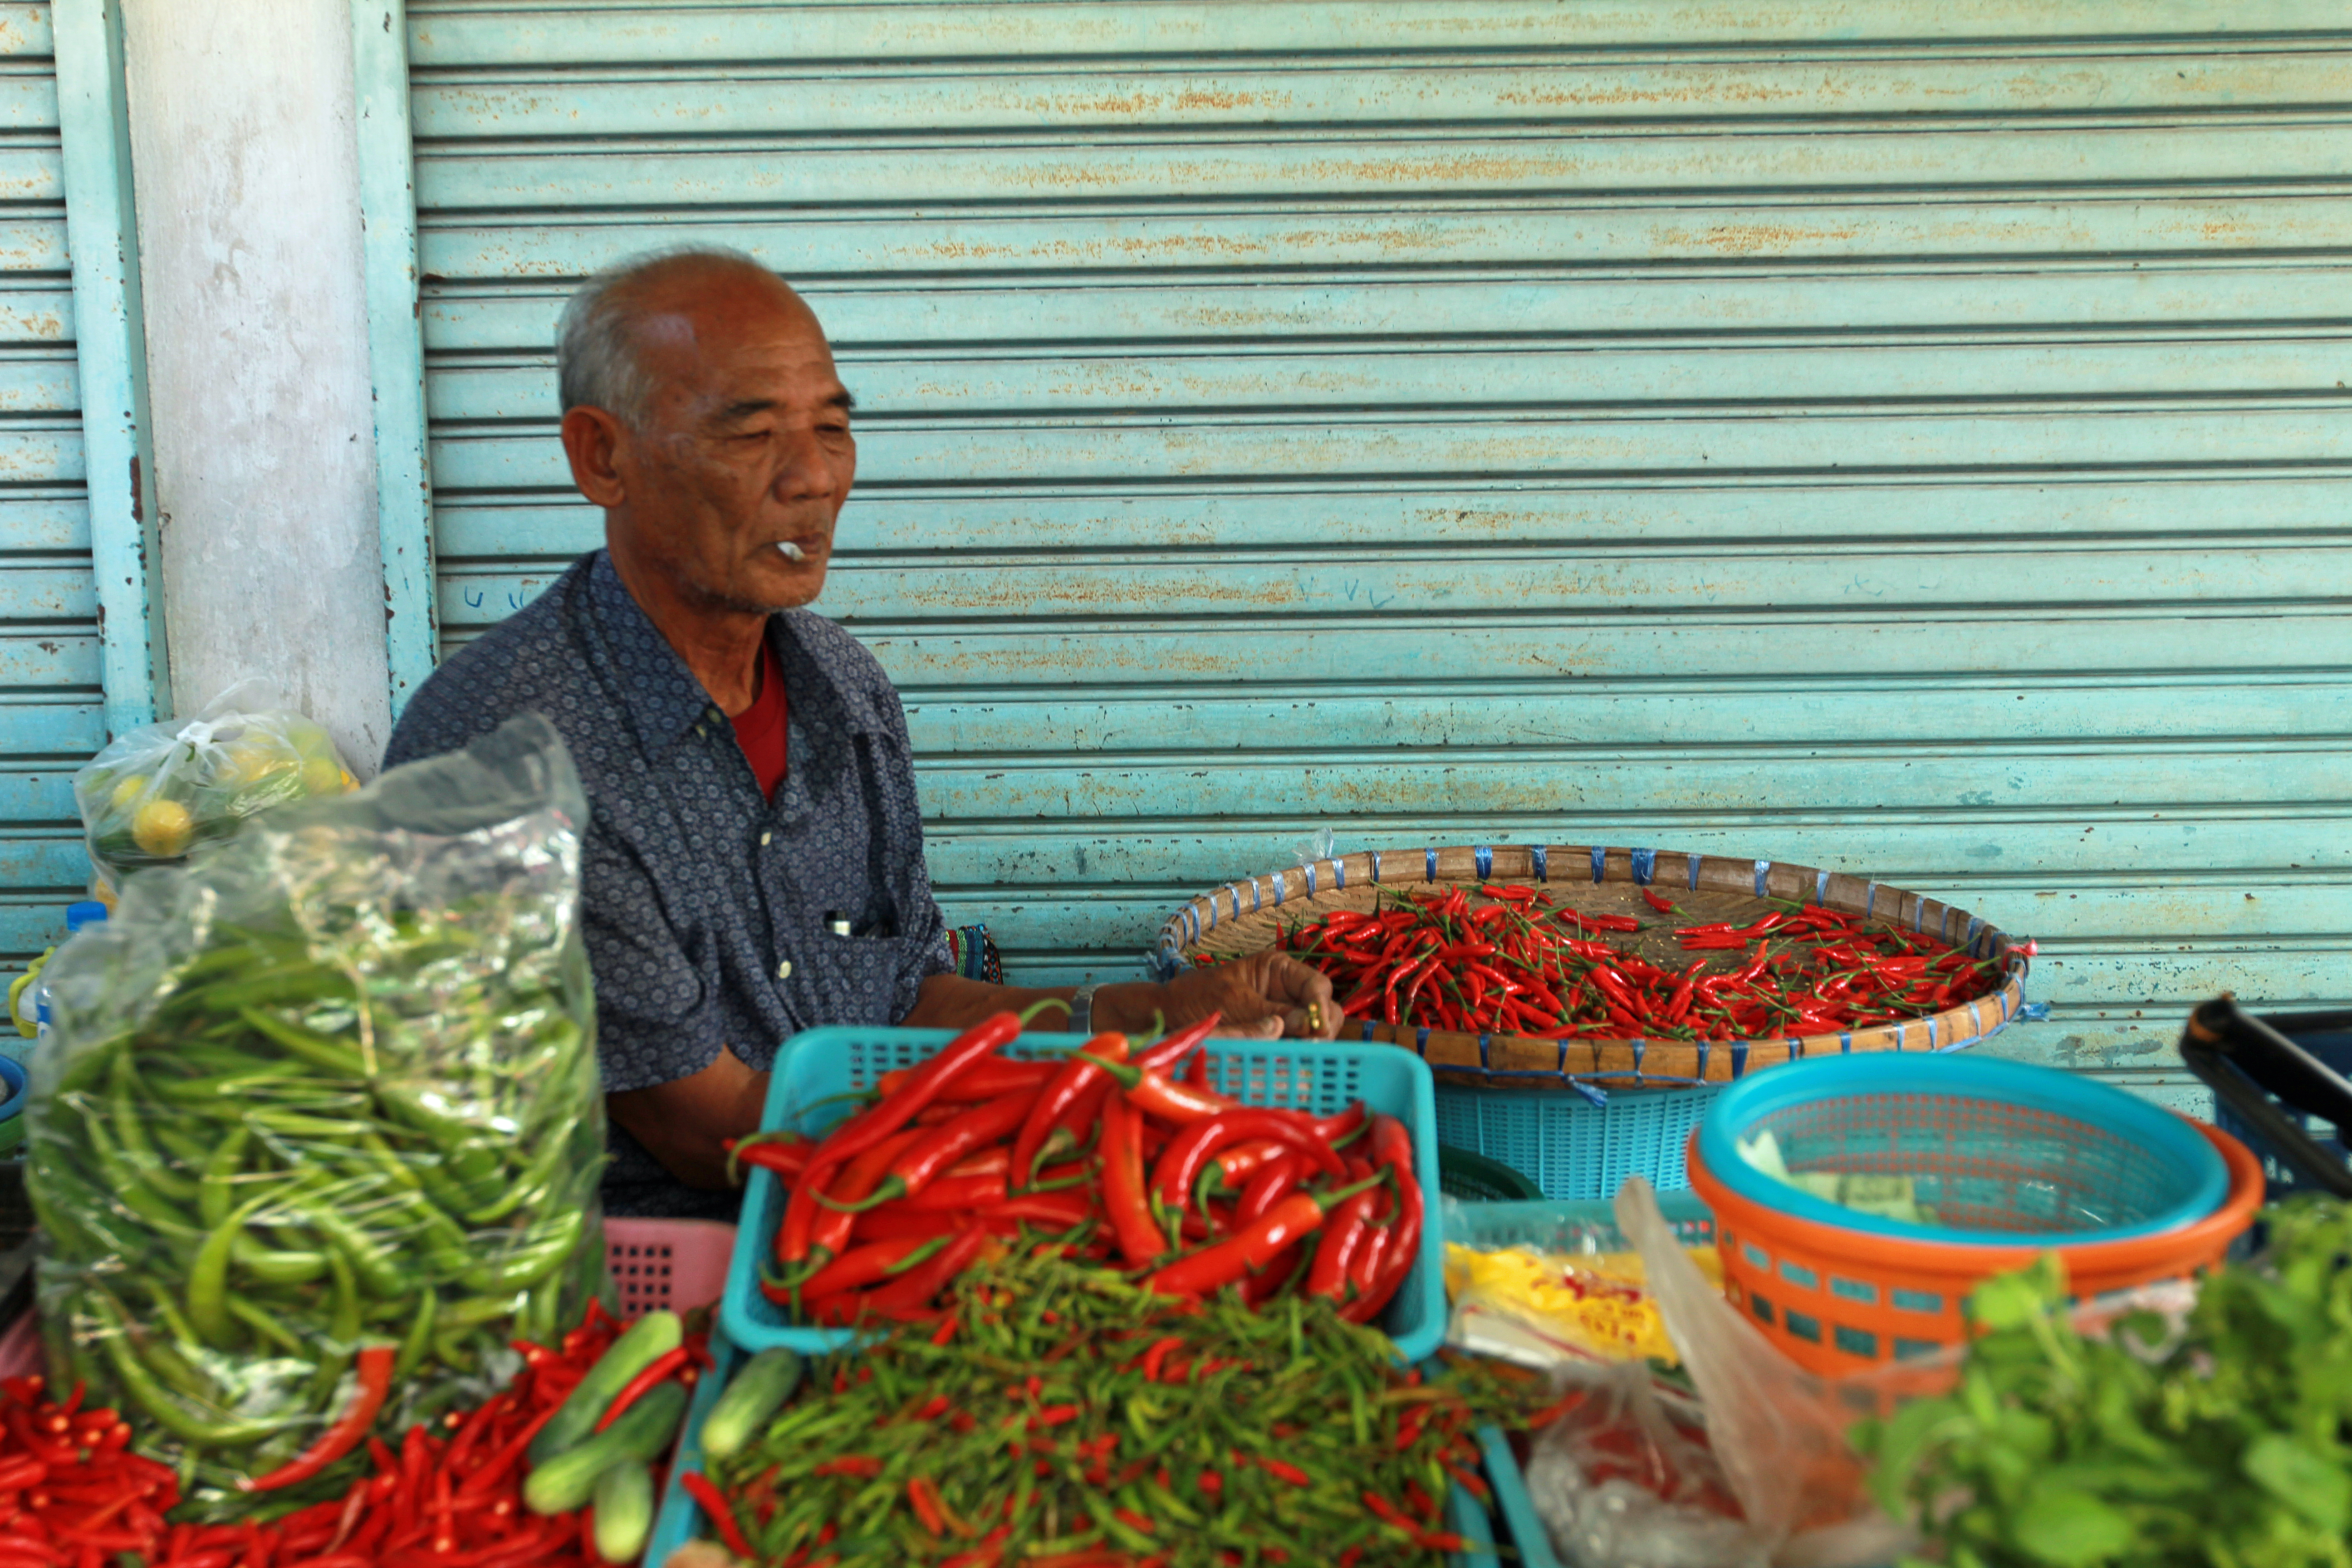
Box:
132 798 193 858
300 756 346 796
109 774 148 812
223 744 292 786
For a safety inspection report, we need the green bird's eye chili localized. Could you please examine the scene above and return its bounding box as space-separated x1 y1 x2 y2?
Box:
692 1254 1551 1568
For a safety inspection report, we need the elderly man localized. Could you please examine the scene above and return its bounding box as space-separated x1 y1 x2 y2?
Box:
384 249 1338 1218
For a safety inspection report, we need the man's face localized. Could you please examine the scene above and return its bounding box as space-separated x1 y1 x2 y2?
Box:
584 270 856 615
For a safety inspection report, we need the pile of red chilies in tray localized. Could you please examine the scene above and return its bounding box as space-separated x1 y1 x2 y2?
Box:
0 1304 649 1568
1254 882 2013 1041
736 1012 1424 1325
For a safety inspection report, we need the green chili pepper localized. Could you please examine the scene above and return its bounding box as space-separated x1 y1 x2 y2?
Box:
108 1054 203 1204
198 1126 252 1230
88 1292 282 1449
393 1289 436 1382
461 1207 585 1295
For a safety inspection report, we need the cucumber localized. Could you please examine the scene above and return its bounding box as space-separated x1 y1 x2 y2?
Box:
527 1309 682 1468
524 1380 688 1516
699 1346 804 1462
590 1462 655 1564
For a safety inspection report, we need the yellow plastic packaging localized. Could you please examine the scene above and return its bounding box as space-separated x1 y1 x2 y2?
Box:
1446 1238 1724 1364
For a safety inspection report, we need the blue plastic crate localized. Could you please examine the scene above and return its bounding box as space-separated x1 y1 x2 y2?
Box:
1480 1421 1563 1568
1434 1083 1720 1202
650 1331 1503 1566
720 1026 1451 1361
2208 1023 2352 1200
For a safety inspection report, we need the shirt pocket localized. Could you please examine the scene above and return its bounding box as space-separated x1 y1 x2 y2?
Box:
801 933 927 1032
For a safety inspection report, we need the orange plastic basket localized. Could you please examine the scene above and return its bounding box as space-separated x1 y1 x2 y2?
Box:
1686 1119 2262 1377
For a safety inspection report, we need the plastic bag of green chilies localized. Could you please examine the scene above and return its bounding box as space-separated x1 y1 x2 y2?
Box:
27 713 609 1518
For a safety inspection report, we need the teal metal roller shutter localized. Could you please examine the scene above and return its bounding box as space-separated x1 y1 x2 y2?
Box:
1 0 157 982
385 2 2352 1083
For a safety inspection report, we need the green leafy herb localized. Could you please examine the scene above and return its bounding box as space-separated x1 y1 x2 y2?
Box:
1854 1198 2352 1568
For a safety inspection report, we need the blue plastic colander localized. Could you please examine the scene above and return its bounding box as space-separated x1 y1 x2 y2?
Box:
1697 1052 2229 1245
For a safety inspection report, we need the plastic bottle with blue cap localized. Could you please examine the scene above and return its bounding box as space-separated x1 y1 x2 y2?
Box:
27 900 108 1061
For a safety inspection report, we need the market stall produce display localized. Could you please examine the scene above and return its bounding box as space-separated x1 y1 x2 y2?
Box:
743 1014 1430 1334
72 682 358 891
0 1300 692 1566
1160 845 2034 1088
1212 883 2010 1045
682 1252 1543 1567
27 715 606 1516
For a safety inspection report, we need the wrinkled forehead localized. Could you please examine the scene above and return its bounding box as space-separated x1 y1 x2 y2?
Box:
633 274 840 411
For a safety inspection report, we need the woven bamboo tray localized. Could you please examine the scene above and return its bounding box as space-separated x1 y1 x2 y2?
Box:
1153 844 2031 1091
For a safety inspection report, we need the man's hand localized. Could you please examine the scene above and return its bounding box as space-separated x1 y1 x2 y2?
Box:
1096 951 1340 1042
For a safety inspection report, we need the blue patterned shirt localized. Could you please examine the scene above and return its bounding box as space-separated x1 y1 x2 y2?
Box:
383 550 952 1218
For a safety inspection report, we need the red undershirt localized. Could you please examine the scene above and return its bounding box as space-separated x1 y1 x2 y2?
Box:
730 638 789 802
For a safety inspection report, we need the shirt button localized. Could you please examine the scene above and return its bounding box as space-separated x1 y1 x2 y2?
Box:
760 831 772 846
776 960 793 980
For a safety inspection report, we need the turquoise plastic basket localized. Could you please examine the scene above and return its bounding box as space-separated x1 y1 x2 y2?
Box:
647 1331 1502 1567
1434 1083 1721 1201
719 1026 1450 1361
1696 1053 2229 1244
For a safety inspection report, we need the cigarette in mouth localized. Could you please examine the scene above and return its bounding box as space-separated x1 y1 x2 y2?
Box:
775 541 806 562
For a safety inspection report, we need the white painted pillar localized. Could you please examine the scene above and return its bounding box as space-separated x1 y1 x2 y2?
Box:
118 0 390 772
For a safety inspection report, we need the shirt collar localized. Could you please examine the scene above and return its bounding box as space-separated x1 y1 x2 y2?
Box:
584 549 880 754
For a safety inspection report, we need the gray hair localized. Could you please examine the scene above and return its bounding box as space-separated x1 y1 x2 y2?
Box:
554 245 772 426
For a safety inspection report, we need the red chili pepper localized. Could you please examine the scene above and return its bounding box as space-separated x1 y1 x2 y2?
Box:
808 1126 929 1259
725 1129 817 1186
591 1344 691 1434
907 1475 951 1536
1101 1097 1168 1269
875 1056 1056 1100
240 1347 394 1492
1640 887 1676 914
682 1470 757 1558
1098 1059 1234 1125
1146 1171 1384 1297
1130 1015 1219 1077
1260 1457 1317 1495
1009 1034 1128 1189
871 1085 1048 1210
861 1227 994 1319
792 1234 952 1303
780 1011 1024 1264
1306 1180 1384 1302
1151 1108 1346 1207
1342 1115 1425 1325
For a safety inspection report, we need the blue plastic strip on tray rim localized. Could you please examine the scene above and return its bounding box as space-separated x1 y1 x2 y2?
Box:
1695 1051 2230 1245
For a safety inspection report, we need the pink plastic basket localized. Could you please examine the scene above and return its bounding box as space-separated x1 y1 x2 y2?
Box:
606 1218 737 1322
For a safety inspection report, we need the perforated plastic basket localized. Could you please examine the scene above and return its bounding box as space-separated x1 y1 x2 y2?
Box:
604 1218 735 1322
720 1026 1450 1360
1696 1053 2228 1244
649 1331 1502 1567
1435 1083 1720 1202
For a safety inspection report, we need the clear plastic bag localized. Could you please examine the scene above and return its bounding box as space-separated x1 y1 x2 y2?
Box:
29 714 607 1516
1602 1178 1913 1568
73 677 358 892
1523 1359 1764 1568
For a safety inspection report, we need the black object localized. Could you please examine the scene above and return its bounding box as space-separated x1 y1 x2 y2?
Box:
2176 997 2352 1200
1436 1144 1545 1202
